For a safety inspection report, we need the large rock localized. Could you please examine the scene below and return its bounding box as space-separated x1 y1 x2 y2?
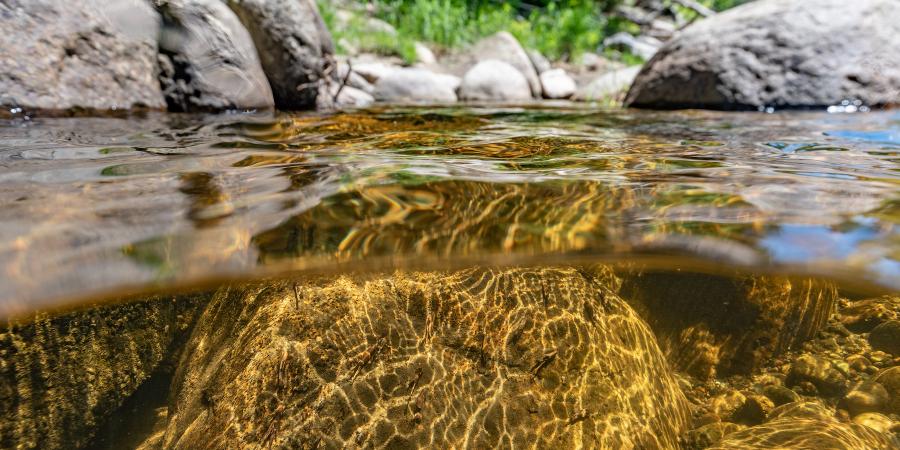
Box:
156 0 274 112
618 270 838 378
152 268 690 449
0 296 198 450
574 66 641 102
0 0 165 112
710 404 899 449
459 60 532 102
626 0 900 109
373 68 458 103
224 0 335 110
461 32 542 98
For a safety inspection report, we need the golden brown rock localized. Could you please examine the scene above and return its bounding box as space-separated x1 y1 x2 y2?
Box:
152 268 691 449
618 270 837 378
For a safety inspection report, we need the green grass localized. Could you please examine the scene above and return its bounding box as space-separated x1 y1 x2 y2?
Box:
319 0 750 64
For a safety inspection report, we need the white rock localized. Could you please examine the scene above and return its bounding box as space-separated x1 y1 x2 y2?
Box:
335 86 375 108
540 69 576 99
414 42 437 65
459 60 532 102
575 66 642 102
527 49 552 74
373 68 457 103
352 61 400 84
466 32 541 98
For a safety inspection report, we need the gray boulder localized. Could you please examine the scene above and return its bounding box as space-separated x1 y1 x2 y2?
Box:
0 0 165 112
459 60 532 102
575 66 641 102
225 0 335 110
603 32 661 61
539 68 576 99
156 0 274 112
465 32 542 98
626 0 900 109
373 68 458 103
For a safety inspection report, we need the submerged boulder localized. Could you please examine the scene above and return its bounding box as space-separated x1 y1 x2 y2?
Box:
152 268 690 449
0 295 200 450
618 270 838 378
156 0 274 112
709 403 898 449
224 0 335 110
626 0 900 110
0 0 165 113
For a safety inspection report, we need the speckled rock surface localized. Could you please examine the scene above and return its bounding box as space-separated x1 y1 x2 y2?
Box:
626 0 900 109
151 268 691 449
0 0 165 113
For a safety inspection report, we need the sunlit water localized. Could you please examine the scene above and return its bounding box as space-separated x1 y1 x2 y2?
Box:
0 105 898 317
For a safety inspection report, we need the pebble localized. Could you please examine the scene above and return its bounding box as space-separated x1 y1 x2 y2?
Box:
873 366 900 415
731 394 774 425
868 320 900 356
786 354 849 397
840 380 889 417
762 385 801 406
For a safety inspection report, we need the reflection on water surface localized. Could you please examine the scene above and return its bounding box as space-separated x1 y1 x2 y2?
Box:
0 105 898 316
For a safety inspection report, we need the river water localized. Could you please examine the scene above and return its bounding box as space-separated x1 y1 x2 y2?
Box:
1 106 897 316
1 105 898 449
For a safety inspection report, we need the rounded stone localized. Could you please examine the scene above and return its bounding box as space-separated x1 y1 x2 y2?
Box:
874 367 900 415
731 394 775 426
762 385 801 407
626 0 900 110
840 381 890 417
868 320 900 356
459 60 532 102
786 354 848 397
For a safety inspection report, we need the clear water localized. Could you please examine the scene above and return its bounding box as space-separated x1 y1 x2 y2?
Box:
0 105 898 317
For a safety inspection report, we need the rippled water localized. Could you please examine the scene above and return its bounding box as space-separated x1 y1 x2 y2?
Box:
1 105 898 317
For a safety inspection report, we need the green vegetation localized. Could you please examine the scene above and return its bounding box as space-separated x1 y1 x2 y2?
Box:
320 0 749 64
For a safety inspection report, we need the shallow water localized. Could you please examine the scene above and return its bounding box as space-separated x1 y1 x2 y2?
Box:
1 105 897 317
2 106 900 449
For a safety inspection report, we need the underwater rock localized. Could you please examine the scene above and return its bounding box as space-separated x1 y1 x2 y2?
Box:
0 296 192 450
155 0 274 112
618 271 837 378
152 268 690 449
840 295 899 333
709 411 899 449
0 0 165 113
682 422 745 450
224 0 335 110
626 0 900 109
868 320 900 357
459 60 533 102
874 367 900 415
841 380 890 417
787 354 849 397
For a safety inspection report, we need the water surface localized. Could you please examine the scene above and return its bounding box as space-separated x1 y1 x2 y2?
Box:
1 105 898 316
